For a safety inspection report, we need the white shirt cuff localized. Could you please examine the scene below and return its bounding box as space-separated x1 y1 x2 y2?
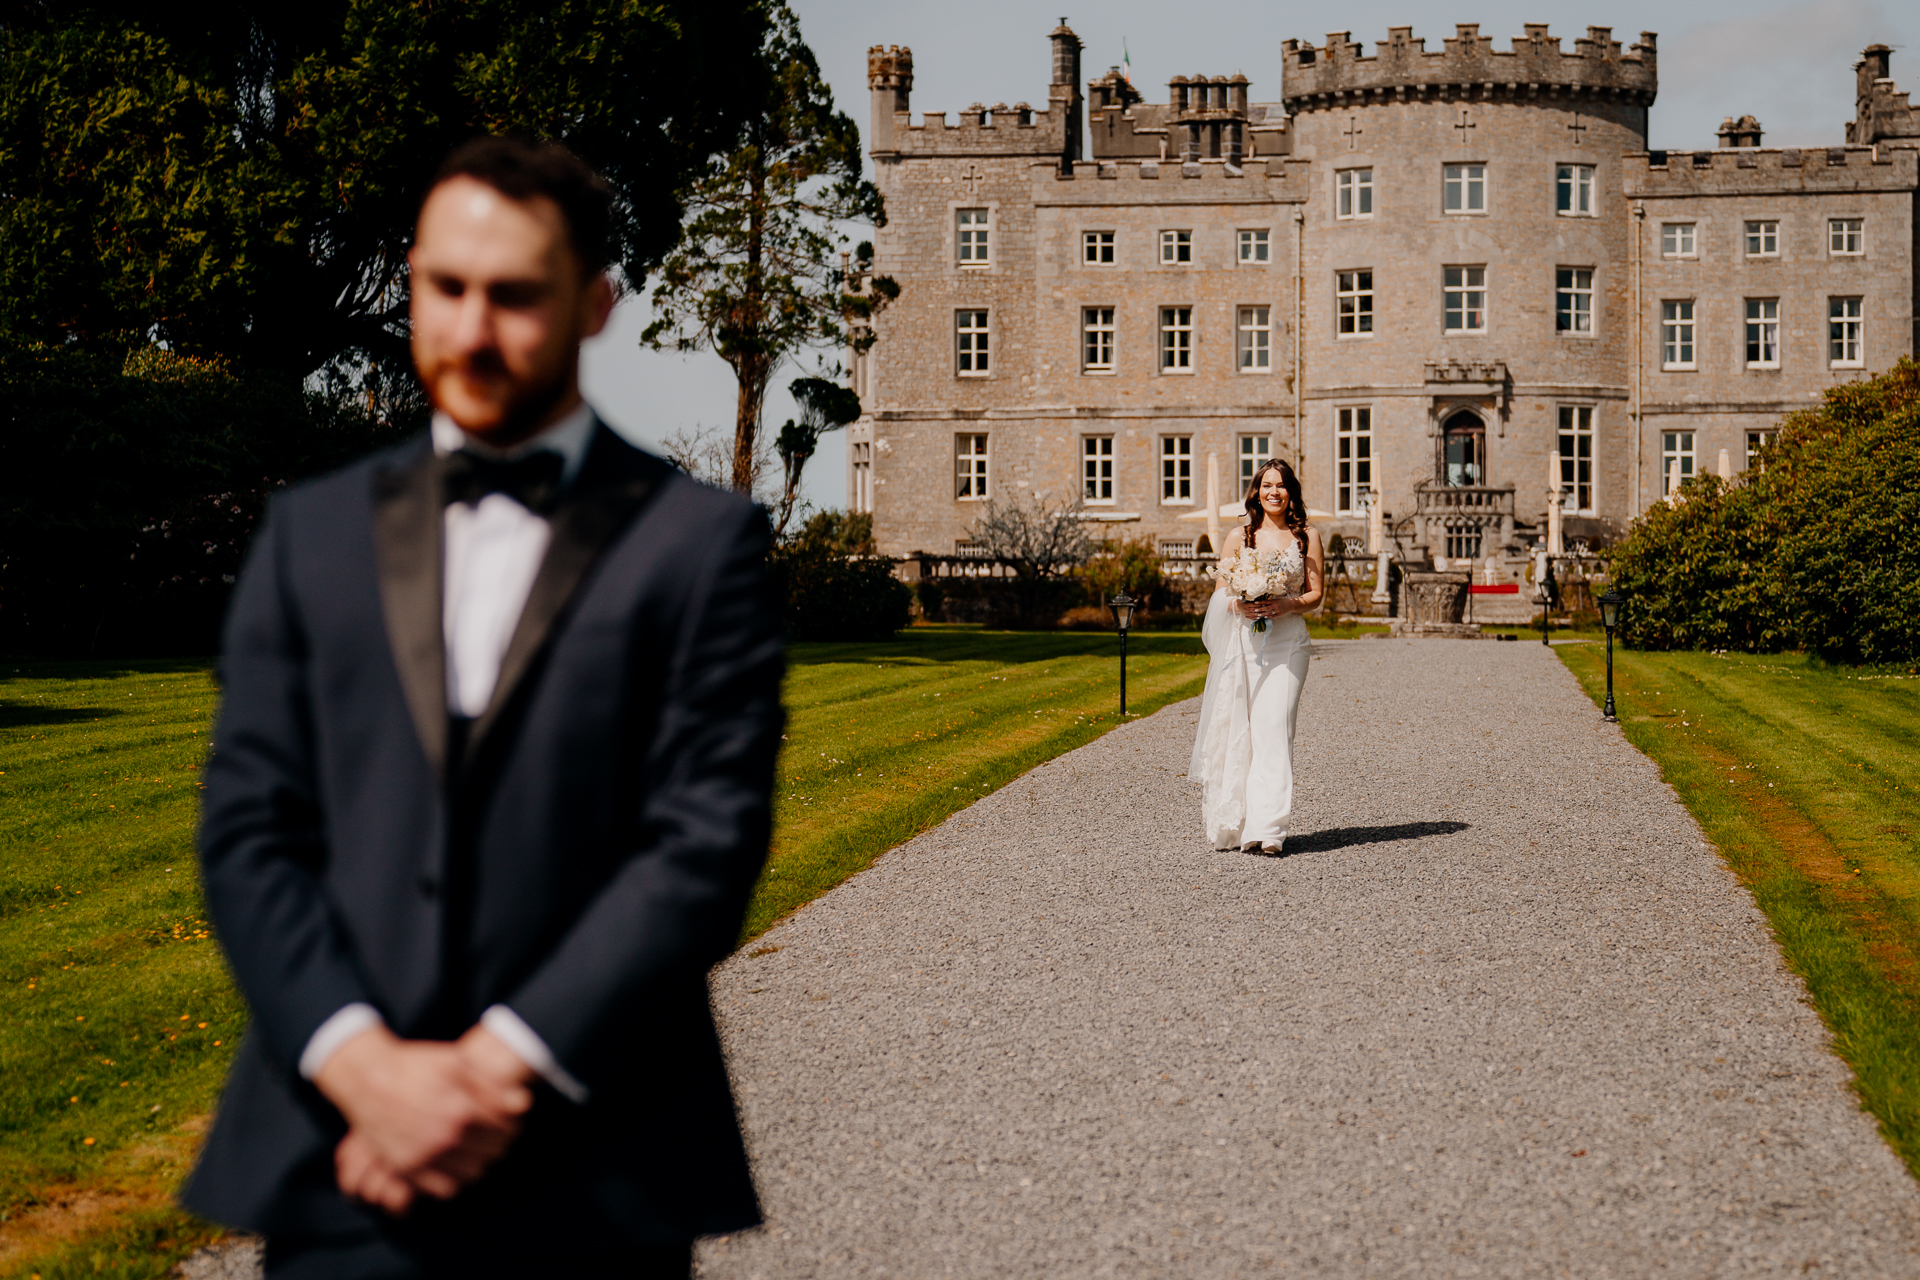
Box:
298 1003 385 1080
482 1005 590 1104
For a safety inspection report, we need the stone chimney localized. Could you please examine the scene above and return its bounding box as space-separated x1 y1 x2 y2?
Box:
1716 114 1763 147
1049 21 1083 173
868 45 913 156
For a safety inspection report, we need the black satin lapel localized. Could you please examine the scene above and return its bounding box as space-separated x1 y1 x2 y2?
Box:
370 445 447 781
465 427 662 766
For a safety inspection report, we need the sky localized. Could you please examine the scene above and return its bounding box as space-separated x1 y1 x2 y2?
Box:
580 0 1916 514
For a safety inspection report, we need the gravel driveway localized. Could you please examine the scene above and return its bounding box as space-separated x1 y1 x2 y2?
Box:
698 639 1920 1278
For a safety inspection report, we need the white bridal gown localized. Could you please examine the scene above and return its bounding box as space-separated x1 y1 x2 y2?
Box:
1191 541 1310 849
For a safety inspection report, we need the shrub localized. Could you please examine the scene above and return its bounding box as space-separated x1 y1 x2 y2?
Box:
1766 362 1920 664
1608 472 1788 652
771 514 910 642
0 341 408 655
1078 536 1167 611
1609 357 1920 662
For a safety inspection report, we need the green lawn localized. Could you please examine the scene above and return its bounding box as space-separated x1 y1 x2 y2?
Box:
0 628 1207 1276
1557 645 1920 1178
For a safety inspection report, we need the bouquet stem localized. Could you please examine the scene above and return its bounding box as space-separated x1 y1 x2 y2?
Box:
1251 618 1268 633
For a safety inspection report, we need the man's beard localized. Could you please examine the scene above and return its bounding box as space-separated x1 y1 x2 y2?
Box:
433 348 574 447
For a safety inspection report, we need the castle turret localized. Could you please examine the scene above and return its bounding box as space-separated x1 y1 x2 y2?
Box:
868 45 913 157
1049 21 1083 173
1850 44 1920 146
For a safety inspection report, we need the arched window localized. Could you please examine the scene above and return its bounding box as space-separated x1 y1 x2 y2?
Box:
1443 411 1485 486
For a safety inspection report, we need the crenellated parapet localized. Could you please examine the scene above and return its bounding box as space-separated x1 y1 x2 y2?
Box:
1623 143 1913 198
870 25 1081 169
1280 23 1656 113
1849 45 1920 146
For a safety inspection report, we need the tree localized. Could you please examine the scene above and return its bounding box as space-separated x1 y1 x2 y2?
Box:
643 3 896 493
771 375 861 536
968 492 1096 582
0 1 766 385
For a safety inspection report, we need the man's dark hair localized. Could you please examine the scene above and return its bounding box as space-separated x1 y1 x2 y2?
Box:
428 135 613 273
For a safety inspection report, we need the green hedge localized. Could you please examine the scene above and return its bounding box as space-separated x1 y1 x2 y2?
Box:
0 341 407 655
1612 358 1920 663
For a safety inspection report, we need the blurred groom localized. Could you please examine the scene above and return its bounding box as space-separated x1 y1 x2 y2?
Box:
183 136 782 1278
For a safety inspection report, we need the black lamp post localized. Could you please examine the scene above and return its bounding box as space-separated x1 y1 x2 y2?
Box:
1538 556 1558 647
1107 591 1137 717
1599 587 1623 722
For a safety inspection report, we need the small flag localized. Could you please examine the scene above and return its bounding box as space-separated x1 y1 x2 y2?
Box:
1122 41 1132 82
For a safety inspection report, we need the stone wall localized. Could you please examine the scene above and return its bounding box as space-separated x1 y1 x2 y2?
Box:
858 22 1918 566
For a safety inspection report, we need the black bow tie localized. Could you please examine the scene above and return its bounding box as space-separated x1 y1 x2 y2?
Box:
441 448 565 515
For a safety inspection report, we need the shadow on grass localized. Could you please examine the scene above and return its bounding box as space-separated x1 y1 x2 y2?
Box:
787 629 1205 668
1258 820 1471 857
0 703 122 729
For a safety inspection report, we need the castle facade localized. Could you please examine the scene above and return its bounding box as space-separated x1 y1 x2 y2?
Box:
848 24 1919 563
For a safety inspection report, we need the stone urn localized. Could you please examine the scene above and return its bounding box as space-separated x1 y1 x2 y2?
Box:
1392 570 1481 637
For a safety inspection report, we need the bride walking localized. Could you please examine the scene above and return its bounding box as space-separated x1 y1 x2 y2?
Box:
1191 458 1325 853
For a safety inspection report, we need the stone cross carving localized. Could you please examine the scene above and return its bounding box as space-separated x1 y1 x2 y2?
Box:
959 162 985 194
1343 116 1364 150
1567 113 1587 145
1454 110 1475 140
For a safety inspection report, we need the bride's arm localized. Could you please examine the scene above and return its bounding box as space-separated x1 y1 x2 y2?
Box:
1216 528 1248 616
1276 527 1327 615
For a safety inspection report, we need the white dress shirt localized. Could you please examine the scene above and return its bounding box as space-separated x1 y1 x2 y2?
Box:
298 403 600 1104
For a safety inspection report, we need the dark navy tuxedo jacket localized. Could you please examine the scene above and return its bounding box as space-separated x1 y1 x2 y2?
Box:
183 426 781 1248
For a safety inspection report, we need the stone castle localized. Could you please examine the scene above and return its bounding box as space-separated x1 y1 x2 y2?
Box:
844 22 1918 570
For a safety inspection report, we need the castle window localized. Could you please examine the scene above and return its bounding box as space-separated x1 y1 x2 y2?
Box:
1159 307 1194 372
1238 229 1270 262
1337 168 1373 219
1239 435 1270 488
1237 307 1272 372
1082 307 1116 372
1083 230 1116 265
1828 218 1864 255
1557 406 1594 514
1161 436 1194 503
1159 230 1193 264
850 441 873 514
1660 301 1695 368
1335 406 1372 516
1442 164 1486 214
1660 223 1696 258
1442 266 1486 333
1337 270 1373 336
955 434 990 500
1745 428 1776 472
956 208 990 266
1555 268 1594 334
1744 220 1779 257
1744 299 1780 367
1661 431 1695 497
1828 297 1863 366
955 309 990 375
1555 164 1595 217
1082 436 1115 503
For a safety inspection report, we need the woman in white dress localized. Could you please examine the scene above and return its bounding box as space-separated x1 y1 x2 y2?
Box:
1191 459 1326 854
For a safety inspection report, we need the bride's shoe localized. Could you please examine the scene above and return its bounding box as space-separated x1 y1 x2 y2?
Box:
1262 841 1284 856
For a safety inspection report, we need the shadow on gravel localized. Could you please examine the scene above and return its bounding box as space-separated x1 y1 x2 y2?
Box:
1260 820 1471 857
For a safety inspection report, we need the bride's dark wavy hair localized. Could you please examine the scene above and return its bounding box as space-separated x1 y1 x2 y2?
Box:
1244 458 1308 546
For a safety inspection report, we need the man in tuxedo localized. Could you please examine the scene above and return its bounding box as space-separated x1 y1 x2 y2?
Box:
183 136 782 1278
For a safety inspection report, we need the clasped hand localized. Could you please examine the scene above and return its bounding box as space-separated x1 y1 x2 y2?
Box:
1237 597 1292 620
314 1024 535 1215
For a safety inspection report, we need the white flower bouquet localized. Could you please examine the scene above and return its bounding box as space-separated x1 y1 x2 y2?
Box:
1215 546 1293 632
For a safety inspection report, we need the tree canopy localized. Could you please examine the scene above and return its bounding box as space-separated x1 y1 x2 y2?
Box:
0 0 766 386
643 2 894 491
